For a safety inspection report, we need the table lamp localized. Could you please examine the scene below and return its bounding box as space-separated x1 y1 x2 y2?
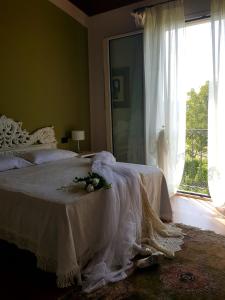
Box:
72 130 85 153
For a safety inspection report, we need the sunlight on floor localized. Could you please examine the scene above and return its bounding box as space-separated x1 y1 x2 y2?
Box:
171 195 225 236
215 217 225 226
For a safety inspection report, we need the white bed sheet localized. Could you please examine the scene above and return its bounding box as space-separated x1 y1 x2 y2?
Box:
0 157 172 287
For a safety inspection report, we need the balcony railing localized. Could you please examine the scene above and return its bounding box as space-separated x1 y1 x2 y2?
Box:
179 129 209 196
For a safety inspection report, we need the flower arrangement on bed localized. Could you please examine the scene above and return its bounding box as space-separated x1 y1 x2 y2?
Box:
74 172 111 192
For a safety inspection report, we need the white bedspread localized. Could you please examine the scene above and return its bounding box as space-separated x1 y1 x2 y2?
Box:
0 156 177 289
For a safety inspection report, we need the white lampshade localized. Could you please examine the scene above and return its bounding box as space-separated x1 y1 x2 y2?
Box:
72 130 85 141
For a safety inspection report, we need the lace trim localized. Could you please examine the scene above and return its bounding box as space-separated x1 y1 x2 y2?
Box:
140 179 184 257
141 231 184 257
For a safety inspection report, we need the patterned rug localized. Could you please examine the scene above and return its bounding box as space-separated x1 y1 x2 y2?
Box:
62 224 225 300
1 224 225 300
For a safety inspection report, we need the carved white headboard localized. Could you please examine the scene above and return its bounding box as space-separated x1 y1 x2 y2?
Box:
0 115 57 154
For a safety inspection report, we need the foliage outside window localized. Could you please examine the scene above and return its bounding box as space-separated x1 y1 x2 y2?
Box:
179 82 209 195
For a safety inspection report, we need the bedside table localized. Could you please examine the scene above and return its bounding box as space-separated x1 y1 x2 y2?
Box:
79 151 97 158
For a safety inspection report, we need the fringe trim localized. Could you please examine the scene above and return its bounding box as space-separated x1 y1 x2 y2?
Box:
0 227 80 288
57 269 82 288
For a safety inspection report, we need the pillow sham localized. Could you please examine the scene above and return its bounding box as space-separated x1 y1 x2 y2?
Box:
0 156 33 172
19 149 78 165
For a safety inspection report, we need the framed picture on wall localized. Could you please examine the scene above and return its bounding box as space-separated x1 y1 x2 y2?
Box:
111 67 130 108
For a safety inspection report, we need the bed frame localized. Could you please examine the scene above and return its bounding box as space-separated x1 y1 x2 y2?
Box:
0 115 57 154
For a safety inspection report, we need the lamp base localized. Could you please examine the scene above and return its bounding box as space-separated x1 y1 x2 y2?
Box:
77 140 80 153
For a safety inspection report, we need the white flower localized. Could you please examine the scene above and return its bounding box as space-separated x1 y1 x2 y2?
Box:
86 184 94 193
92 178 100 187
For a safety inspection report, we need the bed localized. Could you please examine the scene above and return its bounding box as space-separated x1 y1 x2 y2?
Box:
0 115 181 291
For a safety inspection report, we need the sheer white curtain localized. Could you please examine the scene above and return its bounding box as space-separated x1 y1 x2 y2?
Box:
209 0 225 207
137 0 186 196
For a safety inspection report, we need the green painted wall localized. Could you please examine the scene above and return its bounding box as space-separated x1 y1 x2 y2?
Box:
0 0 90 150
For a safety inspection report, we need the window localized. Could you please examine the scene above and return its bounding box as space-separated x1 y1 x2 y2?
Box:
179 20 212 196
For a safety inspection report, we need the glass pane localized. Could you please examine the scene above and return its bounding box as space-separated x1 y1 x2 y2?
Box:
109 33 145 164
179 20 211 196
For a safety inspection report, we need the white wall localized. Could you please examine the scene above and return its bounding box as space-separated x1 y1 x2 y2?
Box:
88 0 210 151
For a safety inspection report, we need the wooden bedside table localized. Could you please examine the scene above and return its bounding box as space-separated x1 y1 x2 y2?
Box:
79 151 97 158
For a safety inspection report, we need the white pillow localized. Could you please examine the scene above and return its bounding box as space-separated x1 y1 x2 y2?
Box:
19 149 78 165
0 156 33 172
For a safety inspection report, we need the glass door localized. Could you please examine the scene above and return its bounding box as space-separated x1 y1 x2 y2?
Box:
109 33 145 164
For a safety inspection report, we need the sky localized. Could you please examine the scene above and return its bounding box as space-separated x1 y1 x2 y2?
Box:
183 20 212 95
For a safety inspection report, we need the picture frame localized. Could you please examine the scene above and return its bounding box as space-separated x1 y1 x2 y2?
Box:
111 67 130 108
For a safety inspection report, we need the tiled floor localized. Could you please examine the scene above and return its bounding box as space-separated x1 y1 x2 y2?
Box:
171 195 225 235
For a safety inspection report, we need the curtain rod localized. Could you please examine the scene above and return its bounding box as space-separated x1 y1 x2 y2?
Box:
133 0 177 13
186 14 210 23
